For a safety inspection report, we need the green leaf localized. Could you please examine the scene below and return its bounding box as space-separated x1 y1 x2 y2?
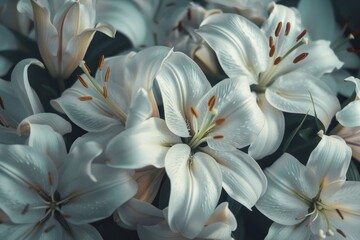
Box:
282 111 309 152
309 91 324 132
347 160 360 181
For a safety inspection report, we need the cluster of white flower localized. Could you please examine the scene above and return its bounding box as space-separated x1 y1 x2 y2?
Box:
0 0 360 239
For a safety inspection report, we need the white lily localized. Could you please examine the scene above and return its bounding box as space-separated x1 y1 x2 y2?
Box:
0 122 137 239
117 199 237 240
106 51 267 238
197 2 342 159
17 0 116 81
297 0 360 96
256 133 360 239
0 58 71 144
330 77 360 161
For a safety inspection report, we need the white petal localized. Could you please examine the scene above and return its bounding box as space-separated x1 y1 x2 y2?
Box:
0 144 57 224
0 223 35 240
331 126 360 161
334 71 356 97
70 224 103 240
62 165 137 224
266 72 340 129
106 118 181 169
134 167 165 203
336 100 360 128
18 113 72 136
203 147 267 209
23 124 67 168
11 59 44 115
307 134 352 185
165 144 222 238
249 94 285 159
197 78 264 151
256 153 319 225
197 13 268 84
156 51 211 137
125 88 153 128
344 76 360 96
116 198 163 230
137 222 184 240
265 222 312 240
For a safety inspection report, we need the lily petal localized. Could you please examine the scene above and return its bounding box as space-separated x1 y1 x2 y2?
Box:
156 51 211 137
256 153 319 225
11 58 44 115
249 94 285 159
307 134 352 186
70 223 103 240
134 167 165 203
165 144 222 238
266 72 340 129
0 144 58 224
125 88 153 128
106 118 181 169
265 222 312 240
61 164 137 224
336 100 360 128
197 13 268 84
203 147 267 209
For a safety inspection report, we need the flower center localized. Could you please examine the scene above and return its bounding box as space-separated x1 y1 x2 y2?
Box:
77 57 127 123
256 21 309 90
186 95 225 149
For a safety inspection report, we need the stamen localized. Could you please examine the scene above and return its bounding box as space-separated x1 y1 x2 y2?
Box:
336 209 344 220
105 67 111 82
62 212 71 218
285 22 291 36
48 172 54 186
0 115 9 128
274 56 282 65
213 135 224 139
293 52 309 63
208 96 216 111
190 107 198 119
269 36 273 48
351 28 360 37
103 86 108 98
187 8 191 20
318 229 326 239
296 29 307 42
336 229 346 238
44 225 56 233
21 204 30 215
0 96 4 110
215 118 226 125
99 55 104 71
275 21 282 37
77 75 89 88
269 45 276 57
84 63 91 74
326 229 334 236
78 96 93 101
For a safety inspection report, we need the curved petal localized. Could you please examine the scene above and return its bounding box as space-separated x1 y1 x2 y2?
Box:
0 144 58 224
0 223 35 240
11 58 44 115
116 198 163 230
106 118 181 169
336 100 360 128
71 224 103 240
156 51 211 137
137 222 184 240
18 113 72 136
256 153 319 225
196 78 264 151
307 134 352 185
134 167 165 203
165 144 222 238
62 165 137 224
249 94 285 159
265 222 312 240
197 13 268 84
331 126 360 161
22 124 67 168
203 147 267 209
266 72 340 129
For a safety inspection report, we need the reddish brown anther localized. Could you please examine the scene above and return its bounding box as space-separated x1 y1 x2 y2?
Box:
215 118 226 125
347 48 360 54
213 135 224 139
77 75 89 88
336 229 346 238
105 67 111 82
296 29 307 42
275 22 282 37
44 225 56 233
103 86 108 98
269 36 274 48
274 56 282 65
166 2 176 7
99 55 105 71
336 209 344 220
285 22 291 36
84 63 91 74
293 52 309 63
269 45 276 57
78 96 93 101
208 96 216 111
187 8 192 20
48 172 54 186
191 107 199 119
21 204 30 215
